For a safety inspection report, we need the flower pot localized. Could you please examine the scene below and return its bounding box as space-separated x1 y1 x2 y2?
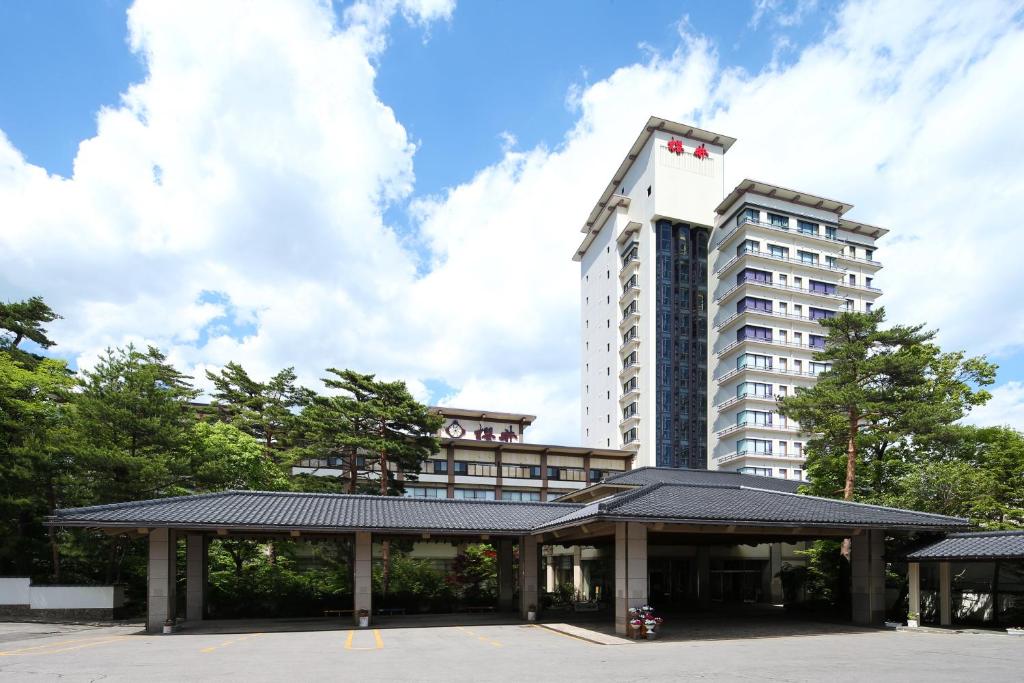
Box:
1007 628 1024 637
907 619 919 628
358 615 369 628
162 620 174 635
527 611 536 622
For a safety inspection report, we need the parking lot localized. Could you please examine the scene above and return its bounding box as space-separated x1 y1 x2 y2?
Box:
1 618 1023 682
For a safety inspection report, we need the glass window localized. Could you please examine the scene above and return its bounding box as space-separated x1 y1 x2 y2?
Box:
738 296 772 313
809 307 835 320
738 268 772 284
809 334 825 349
866 249 874 261
737 325 772 342
826 256 838 268
798 250 818 264
737 353 772 370
738 239 760 256
737 410 772 426
768 213 789 228
798 220 818 235
768 244 789 258
454 488 495 500
434 460 449 474
809 280 837 295
502 490 540 502
825 226 837 240
737 438 772 454
740 208 759 224
405 486 446 498
453 461 469 475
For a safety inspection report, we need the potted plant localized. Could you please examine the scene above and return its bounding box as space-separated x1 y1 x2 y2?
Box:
357 608 370 628
627 606 664 639
906 611 919 628
162 618 175 635
1007 626 1024 636
527 604 537 622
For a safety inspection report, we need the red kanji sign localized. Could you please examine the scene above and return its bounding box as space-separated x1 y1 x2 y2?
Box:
667 138 684 155
694 143 709 160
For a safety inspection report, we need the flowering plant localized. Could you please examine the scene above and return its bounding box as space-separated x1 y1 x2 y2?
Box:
627 606 664 629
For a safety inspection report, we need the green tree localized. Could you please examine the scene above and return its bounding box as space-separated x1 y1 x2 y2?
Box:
0 296 61 352
187 421 290 492
205 362 310 463
779 309 995 502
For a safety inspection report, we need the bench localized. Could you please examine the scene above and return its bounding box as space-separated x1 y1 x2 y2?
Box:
323 609 354 618
376 607 406 616
461 605 496 613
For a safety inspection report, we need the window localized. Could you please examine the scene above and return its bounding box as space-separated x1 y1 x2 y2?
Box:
589 469 605 482
738 267 772 284
453 461 469 475
405 486 446 499
529 465 542 479
798 220 818 235
623 402 638 419
810 361 831 375
826 256 838 268
737 382 772 398
778 469 788 479
738 466 772 477
738 239 760 256
547 466 561 480
825 226 837 240
795 442 804 457
778 274 788 286
778 329 787 343
794 469 802 480
778 302 787 315
623 301 637 317
737 438 772 454
809 280 836 295
793 276 803 288
623 377 638 393
845 299 855 311
809 307 835 320
794 359 803 373
502 490 540 502
793 332 803 345
739 207 759 225
798 250 818 264
623 326 638 344
737 410 772 426
777 385 788 397
738 296 772 313
768 213 789 228
809 334 825 349
768 244 789 258
793 304 803 315
866 277 873 288
849 273 856 285
866 302 873 312
454 488 495 500
623 428 638 444
737 353 772 370
778 441 788 456
866 249 874 261
736 325 772 342
623 274 638 291
647 185 651 196
778 357 788 370
434 460 449 474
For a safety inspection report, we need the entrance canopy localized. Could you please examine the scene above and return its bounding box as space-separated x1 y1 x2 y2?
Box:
906 530 1024 561
50 470 970 537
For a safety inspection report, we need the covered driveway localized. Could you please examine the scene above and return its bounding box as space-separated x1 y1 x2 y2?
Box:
49 469 971 634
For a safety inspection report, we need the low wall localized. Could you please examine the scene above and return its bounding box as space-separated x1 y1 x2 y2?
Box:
0 578 125 621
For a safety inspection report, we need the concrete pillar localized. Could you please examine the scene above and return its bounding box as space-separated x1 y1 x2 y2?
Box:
545 554 556 592
851 529 886 625
769 543 784 604
147 528 177 633
614 522 648 635
696 546 711 608
572 546 583 600
518 536 539 619
497 539 515 611
353 531 372 626
185 533 207 622
939 561 952 626
907 561 920 622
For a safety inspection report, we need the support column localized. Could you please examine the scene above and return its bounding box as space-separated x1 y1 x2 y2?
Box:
614 522 648 635
545 554 556 592
353 531 372 626
696 546 711 608
147 528 176 633
851 529 885 625
939 561 952 626
497 538 515 611
185 533 207 622
518 535 539 619
769 543 784 604
907 561 920 622
573 546 583 600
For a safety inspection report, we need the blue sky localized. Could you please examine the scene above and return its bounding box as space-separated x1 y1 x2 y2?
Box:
2 0 1023 442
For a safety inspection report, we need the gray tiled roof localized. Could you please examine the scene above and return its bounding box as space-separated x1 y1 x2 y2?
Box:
52 491 580 535
602 467 802 493
906 531 1024 561
538 482 970 532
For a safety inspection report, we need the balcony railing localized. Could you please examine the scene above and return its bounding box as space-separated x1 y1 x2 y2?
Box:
715 393 776 411
715 307 836 331
716 422 801 438
836 251 882 268
715 278 844 304
715 365 820 384
838 281 883 294
716 216 843 251
716 336 826 357
715 247 847 277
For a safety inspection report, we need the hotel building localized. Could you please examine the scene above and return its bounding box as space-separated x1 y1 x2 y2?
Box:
576 118 887 478
707 180 886 479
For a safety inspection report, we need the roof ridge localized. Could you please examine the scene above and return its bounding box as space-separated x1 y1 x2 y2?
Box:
737 486 970 522
55 490 234 516
946 529 1024 537
601 481 665 512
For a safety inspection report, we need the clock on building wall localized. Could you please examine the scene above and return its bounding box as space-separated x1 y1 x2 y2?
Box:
445 420 465 438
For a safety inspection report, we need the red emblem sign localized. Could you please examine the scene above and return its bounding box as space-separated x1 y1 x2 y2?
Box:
667 139 684 155
694 144 709 160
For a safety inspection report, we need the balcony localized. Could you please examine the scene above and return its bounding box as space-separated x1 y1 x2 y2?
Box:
619 309 641 331
714 277 844 305
715 247 846 278
619 333 640 353
836 251 882 270
715 364 820 384
838 281 883 296
619 362 641 381
715 336 824 358
716 216 843 252
619 255 640 280
714 307 836 331
715 393 777 411
716 421 801 438
715 450 807 465
619 385 641 403
618 410 641 429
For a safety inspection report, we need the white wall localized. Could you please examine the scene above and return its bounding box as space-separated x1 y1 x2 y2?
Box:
0 578 31 605
0 578 125 610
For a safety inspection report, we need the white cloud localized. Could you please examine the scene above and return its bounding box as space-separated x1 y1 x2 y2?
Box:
963 382 1024 431
2 0 1024 449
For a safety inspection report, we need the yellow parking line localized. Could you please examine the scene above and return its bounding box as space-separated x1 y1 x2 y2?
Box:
0 635 130 657
344 629 384 651
199 632 265 653
456 625 502 648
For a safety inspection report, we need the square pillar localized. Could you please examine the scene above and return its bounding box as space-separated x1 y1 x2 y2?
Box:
769 543 784 604
572 546 583 600
185 533 207 622
147 528 177 633
696 546 711 608
353 531 372 626
907 561 920 622
939 561 952 626
545 554 556 592
614 522 648 635
497 539 515 611
851 529 885 625
518 536 539 619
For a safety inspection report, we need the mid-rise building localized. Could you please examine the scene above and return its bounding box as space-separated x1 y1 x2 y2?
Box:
706 180 886 479
576 118 887 479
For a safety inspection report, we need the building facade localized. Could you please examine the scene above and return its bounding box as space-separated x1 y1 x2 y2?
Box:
294 406 634 501
707 180 887 480
576 118 737 469
577 119 887 479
